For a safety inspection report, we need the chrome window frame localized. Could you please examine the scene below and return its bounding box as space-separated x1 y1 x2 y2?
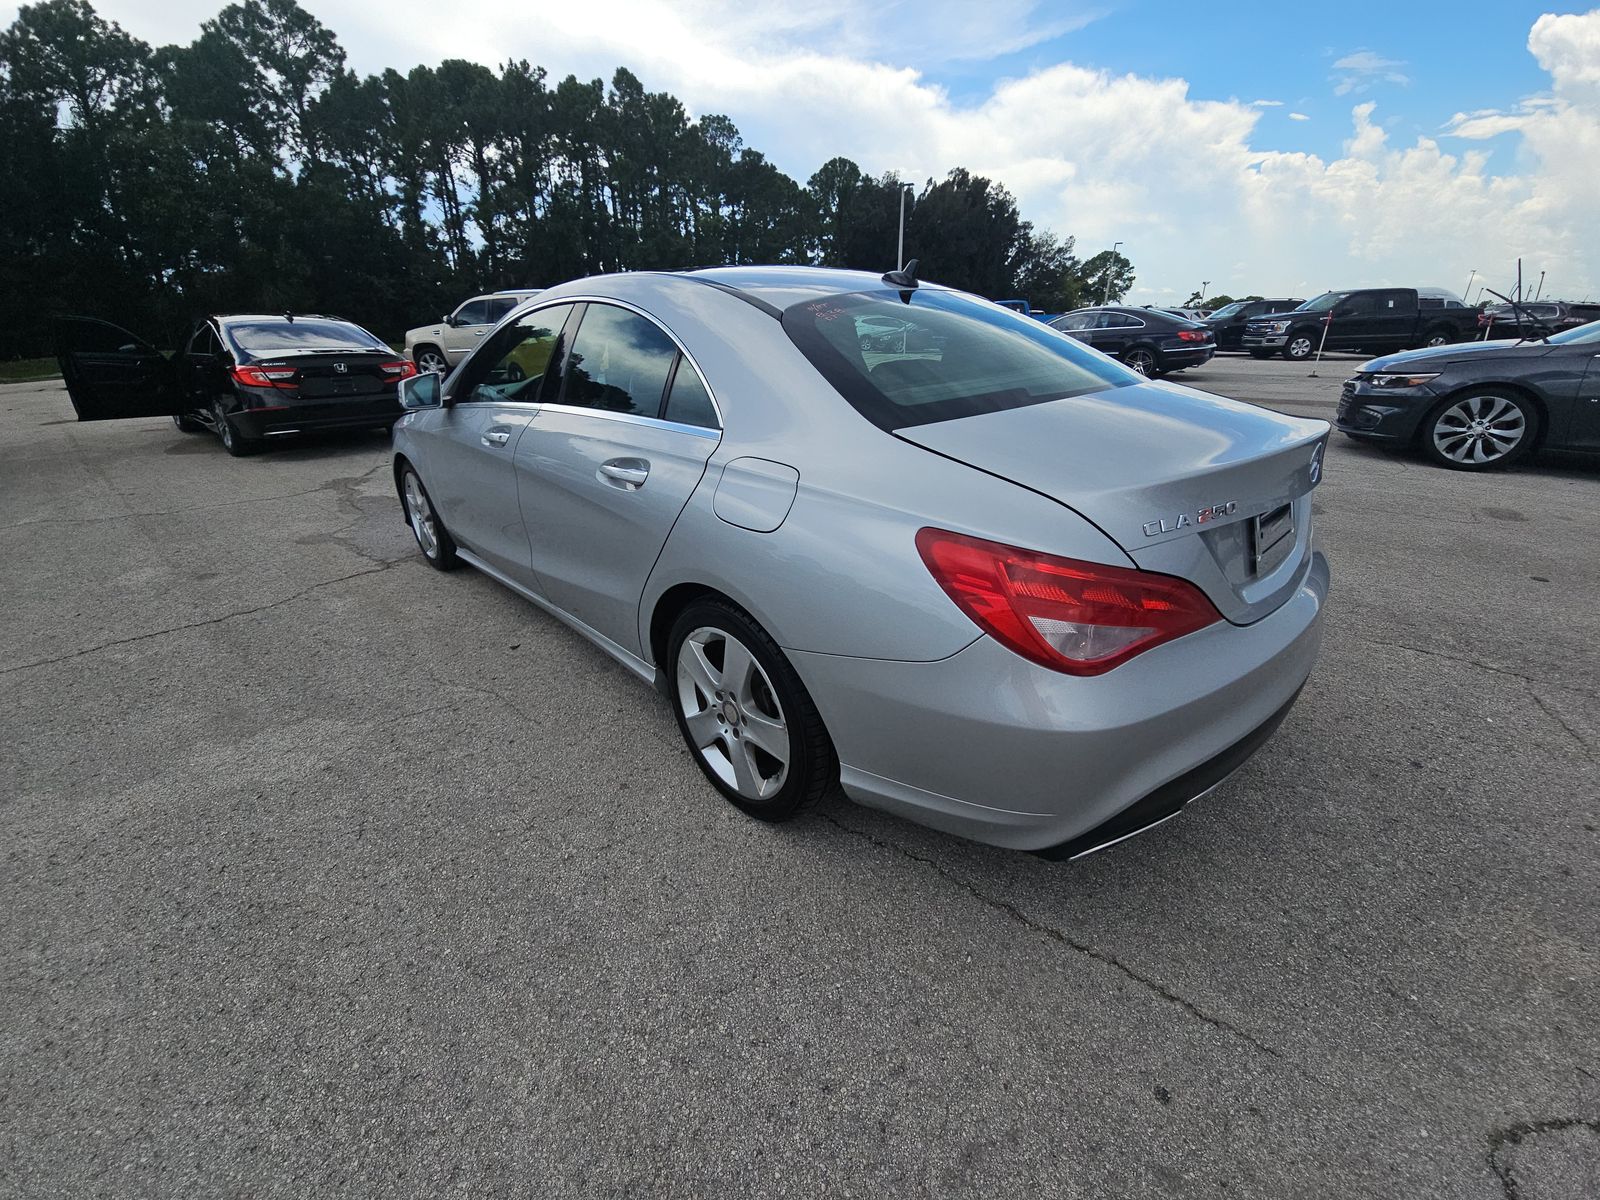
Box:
446 296 725 440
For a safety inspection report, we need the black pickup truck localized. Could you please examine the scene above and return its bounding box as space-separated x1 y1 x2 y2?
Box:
1242 288 1479 361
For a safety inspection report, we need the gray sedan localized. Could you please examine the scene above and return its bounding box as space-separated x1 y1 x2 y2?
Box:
392 266 1330 859
1338 319 1600 469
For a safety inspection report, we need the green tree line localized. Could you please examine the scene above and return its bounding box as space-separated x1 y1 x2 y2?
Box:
0 0 1136 358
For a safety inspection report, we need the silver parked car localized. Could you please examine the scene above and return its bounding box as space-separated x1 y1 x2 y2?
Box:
391 266 1330 859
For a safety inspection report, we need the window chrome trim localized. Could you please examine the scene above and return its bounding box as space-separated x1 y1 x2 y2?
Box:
497 294 726 430
532 402 722 440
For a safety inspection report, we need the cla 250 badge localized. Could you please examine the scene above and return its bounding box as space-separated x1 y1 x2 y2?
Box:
1143 500 1237 538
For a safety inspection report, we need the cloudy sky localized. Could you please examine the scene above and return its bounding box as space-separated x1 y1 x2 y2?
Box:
21 0 1600 303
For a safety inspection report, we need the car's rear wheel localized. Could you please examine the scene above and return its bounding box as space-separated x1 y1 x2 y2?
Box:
401 464 458 569
1283 331 1316 361
213 403 259 457
1421 389 1537 471
413 345 447 375
172 413 204 433
1423 326 1454 348
1122 346 1158 376
668 599 835 823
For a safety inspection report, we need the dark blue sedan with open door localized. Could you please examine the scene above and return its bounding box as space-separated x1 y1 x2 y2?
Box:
55 314 415 456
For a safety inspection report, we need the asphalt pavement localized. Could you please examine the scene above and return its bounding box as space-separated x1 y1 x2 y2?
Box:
3 359 1598 1198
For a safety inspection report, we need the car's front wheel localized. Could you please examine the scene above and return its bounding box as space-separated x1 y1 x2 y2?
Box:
413 345 448 375
1283 330 1317 361
668 599 835 822
400 464 459 569
1421 388 1538 471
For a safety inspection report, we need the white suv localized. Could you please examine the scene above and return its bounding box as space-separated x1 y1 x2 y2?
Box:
404 290 542 373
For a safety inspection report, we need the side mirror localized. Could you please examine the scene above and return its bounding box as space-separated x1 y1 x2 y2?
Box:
442 313 456 327
399 372 441 410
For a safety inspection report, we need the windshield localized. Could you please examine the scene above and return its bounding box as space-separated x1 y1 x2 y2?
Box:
225 319 387 357
1549 319 1600 345
1297 293 1348 313
782 290 1136 431
1207 302 1245 319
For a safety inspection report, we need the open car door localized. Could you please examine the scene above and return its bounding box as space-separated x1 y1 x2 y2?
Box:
54 317 181 421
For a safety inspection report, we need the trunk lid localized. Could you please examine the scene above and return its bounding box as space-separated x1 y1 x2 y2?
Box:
896 379 1329 624
254 351 399 400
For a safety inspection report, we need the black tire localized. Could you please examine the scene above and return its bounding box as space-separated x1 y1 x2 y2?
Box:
1122 345 1161 377
667 598 836 823
1421 325 1454 349
172 413 205 433
1419 387 1539 472
213 402 259 457
1248 349 1274 360
412 345 448 375
1282 329 1317 361
399 463 459 569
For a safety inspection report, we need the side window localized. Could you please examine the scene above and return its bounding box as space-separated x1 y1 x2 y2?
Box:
1379 289 1413 313
486 298 517 323
1339 293 1378 316
461 304 576 404
662 356 719 430
454 299 491 327
186 325 219 356
1099 312 1139 329
561 304 680 417
1053 313 1094 332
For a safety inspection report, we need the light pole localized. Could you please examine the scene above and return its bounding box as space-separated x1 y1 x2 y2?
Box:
1102 241 1123 305
896 182 915 271
1534 270 1545 301
1463 268 1477 301
1200 280 1211 303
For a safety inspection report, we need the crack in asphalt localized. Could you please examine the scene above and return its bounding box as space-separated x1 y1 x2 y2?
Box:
1 562 401 677
1370 639 1600 700
821 814 1283 1059
1526 688 1594 759
1486 1116 1600 1199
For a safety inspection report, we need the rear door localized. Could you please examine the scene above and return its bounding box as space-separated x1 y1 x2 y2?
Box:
1571 349 1600 449
54 317 181 421
516 302 721 656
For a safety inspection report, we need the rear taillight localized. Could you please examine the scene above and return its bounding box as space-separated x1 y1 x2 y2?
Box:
231 365 297 389
380 360 417 379
915 528 1221 676
1176 329 1210 342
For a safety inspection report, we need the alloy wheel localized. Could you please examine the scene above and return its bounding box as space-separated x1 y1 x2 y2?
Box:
1124 348 1155 376
1288 335 1314 359
214 404 235 451
417 349 447 375
676 626 790 801
1432 394 1527 465
403 471 439 558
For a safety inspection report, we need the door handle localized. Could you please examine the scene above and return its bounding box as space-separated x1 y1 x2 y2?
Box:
472 330 486 337
481 429 511 447
598 458 649 489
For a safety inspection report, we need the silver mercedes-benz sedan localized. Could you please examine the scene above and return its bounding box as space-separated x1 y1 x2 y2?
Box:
391 265 1330 859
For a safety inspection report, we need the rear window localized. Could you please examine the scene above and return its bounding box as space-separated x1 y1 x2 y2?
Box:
782 290 1134 431
224 319 386 357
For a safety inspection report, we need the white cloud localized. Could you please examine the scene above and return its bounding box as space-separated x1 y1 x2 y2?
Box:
1251 99 1283 107
1288 112 1311 121
1331 48 1410 96
10 0 1600 302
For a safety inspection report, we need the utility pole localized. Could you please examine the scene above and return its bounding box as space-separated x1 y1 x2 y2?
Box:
1200 280 1210 302
1534 270 1545 301
896 183 915 271
1102 241 1123 306
1463 268 1476 301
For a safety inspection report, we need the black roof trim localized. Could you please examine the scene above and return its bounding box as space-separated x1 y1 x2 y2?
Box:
680 275 784 320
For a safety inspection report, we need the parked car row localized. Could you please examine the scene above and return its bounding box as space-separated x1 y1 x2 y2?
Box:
1242 287 1479 360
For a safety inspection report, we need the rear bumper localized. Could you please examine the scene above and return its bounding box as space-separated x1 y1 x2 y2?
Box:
1161 346 1215 370
791 550 1329 854
232 398 400 439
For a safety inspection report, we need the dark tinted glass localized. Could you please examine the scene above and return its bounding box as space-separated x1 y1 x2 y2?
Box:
487 298 517 322
465 304 575 404
562 305 679 416
455 300 490 326
783 289 1134 431
663 356 718 429
224 319 386 356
